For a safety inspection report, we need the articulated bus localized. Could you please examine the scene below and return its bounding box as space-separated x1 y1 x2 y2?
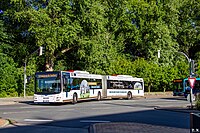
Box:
34 70 144 104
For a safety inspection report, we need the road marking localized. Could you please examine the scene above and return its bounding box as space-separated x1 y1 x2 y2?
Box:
20 106 46 109
80 120 110 123
91 107 111 110
24 119 54 122
3 111 38 114
58 109 75 111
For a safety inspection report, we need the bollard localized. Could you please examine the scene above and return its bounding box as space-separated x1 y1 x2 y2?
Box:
190 113 200 133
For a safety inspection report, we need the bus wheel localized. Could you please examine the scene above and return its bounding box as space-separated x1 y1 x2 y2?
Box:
72 93 78 104
127 92 132 100
97 92 101 101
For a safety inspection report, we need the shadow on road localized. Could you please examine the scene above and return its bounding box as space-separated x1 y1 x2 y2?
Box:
0 106 191 133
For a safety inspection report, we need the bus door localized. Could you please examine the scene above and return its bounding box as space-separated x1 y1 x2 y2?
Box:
62 73 71 99
102 76 107 98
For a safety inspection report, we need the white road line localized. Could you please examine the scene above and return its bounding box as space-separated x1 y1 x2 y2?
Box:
20 106 51 108
24 119 54 122
3 110 39 115
80 120 110 123
59 109 75 111
91 107 111 110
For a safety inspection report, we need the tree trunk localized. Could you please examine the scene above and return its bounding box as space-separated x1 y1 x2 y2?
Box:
163 87 166 93
148 83 151 93
45 56 54 71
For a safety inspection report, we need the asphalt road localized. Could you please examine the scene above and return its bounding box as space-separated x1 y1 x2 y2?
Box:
0 97 193 133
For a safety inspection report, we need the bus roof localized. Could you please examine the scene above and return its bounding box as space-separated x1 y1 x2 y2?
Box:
184 77 200 81
36 70 102 79
70 73 102 79
105 75 143 82
35 71 143 80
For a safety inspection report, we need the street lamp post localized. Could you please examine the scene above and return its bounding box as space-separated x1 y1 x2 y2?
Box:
23 46 44 98
23 60 27 98
177 52 194 108
158 50 193 108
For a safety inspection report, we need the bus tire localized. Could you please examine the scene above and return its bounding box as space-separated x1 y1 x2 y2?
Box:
97 92 101 101
72 93 78 104
127 92 132 100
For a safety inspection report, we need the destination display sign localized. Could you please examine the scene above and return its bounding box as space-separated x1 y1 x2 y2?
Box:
173 79 183 83
37 74 58 78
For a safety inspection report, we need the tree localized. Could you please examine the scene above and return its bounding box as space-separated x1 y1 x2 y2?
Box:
177 0 200 59
0 53 20 97
0 19 13 55
0 0 197 97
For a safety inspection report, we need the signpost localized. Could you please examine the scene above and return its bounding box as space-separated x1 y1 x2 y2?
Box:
188 77 196 108
188 78 196 89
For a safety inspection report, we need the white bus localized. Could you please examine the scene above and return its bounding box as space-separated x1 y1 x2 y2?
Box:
34 70 103 104
34 71 144 104
102 75 144 99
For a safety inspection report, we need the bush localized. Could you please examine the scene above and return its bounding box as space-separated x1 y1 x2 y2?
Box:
0 91 7 98
0 53 21 97
7 88 18 97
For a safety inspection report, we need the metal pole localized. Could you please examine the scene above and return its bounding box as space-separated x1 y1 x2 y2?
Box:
24 59 26 98
23 46 43 98
177 52 193 108
188 59 193 109
187 59 193 109
190 85 193 109
178 52 190 63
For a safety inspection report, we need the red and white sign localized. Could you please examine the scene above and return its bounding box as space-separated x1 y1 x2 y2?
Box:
188 78 196 89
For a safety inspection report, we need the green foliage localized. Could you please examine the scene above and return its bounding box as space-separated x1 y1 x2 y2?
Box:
0 0 200 97
0 91 7 98
196 94 200 110
0 53 21 97
132 58 160 92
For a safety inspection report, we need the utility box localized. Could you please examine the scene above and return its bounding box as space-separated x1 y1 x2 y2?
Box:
190 113 200 133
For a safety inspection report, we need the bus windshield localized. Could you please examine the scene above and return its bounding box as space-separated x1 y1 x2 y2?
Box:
35 77 61 94
172 79 184 96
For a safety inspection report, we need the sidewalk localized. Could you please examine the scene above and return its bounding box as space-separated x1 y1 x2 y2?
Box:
89 122 189 133
0 119 9 128
0 96 33 128
0 96 33 105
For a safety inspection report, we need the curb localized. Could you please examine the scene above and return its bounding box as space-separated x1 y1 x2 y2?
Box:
0 119 10 128
0 97 33 106
154 106 200 113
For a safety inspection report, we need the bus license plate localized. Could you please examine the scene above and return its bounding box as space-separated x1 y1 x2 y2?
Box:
43 100 49 102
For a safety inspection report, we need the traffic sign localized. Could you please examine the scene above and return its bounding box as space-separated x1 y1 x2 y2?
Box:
188 78 196 89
